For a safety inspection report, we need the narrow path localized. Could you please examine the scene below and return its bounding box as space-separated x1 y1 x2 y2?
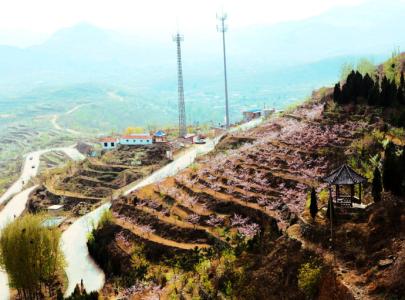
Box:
116 218 209 250
51 104 88 135
0 145 84 205
287 224 367 299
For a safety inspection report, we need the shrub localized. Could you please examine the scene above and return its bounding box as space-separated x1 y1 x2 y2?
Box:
97 208 113 229
0 214 64 299
298 261 322 298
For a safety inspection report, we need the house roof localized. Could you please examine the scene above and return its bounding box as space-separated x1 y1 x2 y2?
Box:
47 204 64 210
184 133 196 139
100 137 119 143
121 135 152 139
154 130 166 137
323 164 368 185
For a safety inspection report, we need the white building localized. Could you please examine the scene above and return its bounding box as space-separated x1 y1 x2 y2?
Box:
119 134 153 145
100 137 119 150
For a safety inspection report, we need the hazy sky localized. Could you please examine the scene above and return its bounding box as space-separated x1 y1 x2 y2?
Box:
0 0 369 46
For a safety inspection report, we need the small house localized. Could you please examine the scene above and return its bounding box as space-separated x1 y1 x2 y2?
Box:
120 134 153 145
262 108 276 118
47 204 64 215
154 130 168 143
100 137 119 150
184 133 197 144
243 109 262 122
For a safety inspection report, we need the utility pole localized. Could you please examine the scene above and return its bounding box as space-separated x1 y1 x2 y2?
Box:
217 13 230 129
173 32 187 137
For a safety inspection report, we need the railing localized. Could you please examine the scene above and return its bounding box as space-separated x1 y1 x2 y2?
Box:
334 196 360 208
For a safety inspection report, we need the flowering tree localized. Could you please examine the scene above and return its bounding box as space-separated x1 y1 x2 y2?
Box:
186 214 200 228
139 224 155 237
237 222 260 239
230 214 249 227
185 196 198 208
115 231 132 248
206 214 224 227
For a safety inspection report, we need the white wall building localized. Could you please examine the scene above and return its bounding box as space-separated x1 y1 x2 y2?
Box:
119 134 153 145
100 137 119 150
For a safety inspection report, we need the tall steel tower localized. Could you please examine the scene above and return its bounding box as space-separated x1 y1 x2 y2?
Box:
173 32 187 137
217 13 230 128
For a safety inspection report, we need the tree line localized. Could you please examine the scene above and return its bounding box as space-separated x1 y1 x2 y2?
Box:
333 70 405 108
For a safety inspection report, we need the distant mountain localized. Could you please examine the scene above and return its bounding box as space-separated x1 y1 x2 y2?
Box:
229 0 405 66
0 0 403 94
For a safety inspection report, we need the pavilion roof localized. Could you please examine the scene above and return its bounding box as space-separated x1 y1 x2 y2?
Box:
323 164 368 185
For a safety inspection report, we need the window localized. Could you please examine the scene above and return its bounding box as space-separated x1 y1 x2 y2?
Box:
146 140 150 143
126 139 129 142
111 142 115 147
104 142 108 147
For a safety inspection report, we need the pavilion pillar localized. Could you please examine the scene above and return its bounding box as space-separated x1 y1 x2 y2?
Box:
359 183 362 203
336 185 339 200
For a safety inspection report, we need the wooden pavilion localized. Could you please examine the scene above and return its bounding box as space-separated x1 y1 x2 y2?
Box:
323 164 368 207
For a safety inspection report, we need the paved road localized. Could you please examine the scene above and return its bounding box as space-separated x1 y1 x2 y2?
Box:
0 146 84 300
0 146 85 205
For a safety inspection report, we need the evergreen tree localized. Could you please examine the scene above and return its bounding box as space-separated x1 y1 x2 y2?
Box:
343 71 356 103
309 187 318 220
368 81 381 106
381 76 392 107
372 166 382 202
353 71 363 102
333 83 342 103
362 73 374 99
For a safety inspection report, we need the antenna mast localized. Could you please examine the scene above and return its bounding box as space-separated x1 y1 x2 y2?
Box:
173 32 187 137
217 12 230 129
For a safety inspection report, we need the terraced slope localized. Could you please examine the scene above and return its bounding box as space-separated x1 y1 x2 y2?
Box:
103 100 369 258
28 144 170 214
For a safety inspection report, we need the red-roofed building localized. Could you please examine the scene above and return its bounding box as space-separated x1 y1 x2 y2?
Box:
100 137 119 150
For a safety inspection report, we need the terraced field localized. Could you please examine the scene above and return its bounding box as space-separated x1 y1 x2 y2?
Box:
28 144 171 214
101 100 372 268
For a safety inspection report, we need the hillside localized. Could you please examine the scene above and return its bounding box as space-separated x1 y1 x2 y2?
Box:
84 53 405 299
27 143 171 218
